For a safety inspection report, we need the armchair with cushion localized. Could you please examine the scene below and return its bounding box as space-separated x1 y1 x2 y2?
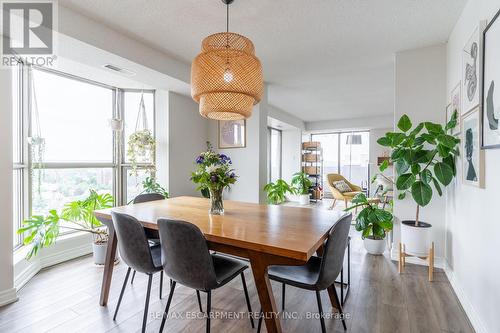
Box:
326 173 362 209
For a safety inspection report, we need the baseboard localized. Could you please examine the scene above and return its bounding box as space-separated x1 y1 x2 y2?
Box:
0 288 18 307
390 247 445 269
15 242 92 290
444 263 488 333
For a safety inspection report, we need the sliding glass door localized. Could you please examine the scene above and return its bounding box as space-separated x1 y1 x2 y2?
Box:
268 127 282 183
311 131 369 195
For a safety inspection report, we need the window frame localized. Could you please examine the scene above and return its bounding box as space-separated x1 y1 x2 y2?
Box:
13 63 156 249
267 126 283 183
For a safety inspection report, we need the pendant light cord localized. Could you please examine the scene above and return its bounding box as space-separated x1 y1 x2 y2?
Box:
226 1 229 33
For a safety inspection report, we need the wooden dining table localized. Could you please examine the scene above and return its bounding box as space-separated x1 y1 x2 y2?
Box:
94 196 347 333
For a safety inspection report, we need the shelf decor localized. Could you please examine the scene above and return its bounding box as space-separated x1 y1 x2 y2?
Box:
301 142 323 201
191 0 263 120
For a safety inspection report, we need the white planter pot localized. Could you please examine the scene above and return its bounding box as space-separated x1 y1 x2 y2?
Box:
92 242 108 265
298 194 310 205
401 220 432 257
363 237 386 255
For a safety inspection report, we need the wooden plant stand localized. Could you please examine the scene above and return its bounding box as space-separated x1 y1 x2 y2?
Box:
398 242 434 281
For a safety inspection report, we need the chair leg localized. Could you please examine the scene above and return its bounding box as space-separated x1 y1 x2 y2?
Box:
281 282 286 311
206 291 212 333
196 290 203 312
159 281 176 333
340 268 344 306
159 271 163 299
113 267 131 320
130 270 136 284
257 308 263 333
330 199 337 209
240 272 254 328
315 290 326 333
331 286 347 330
142 274 153 333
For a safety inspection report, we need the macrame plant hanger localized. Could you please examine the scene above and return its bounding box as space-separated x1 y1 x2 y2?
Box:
29 68 45 195
134 91 149 133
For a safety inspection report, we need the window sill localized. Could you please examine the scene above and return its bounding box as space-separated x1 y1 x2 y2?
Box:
14 231 94 290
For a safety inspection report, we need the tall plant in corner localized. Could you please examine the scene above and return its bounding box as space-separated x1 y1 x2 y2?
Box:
377 111 459 256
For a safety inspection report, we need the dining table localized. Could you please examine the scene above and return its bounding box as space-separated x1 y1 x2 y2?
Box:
94 196 347 333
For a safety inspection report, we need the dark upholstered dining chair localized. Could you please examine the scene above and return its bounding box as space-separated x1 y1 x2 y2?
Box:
129 193 165 285
157 219 255 333
111 212 164 333
257 213 352 332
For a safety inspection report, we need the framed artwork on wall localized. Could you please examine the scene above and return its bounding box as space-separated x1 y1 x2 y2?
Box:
482 8 500 149
462 21 487 115
446 103 460 136
462 107 485 188
451 82 461 120
218 119 246 149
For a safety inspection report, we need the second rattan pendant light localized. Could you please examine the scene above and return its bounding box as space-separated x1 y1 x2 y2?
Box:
191 0 263 120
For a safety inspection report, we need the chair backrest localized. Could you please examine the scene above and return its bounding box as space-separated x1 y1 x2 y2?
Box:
133 193 165 204
157 219 218 291
326 173 361 194
316 212 352 290
111 212 156 274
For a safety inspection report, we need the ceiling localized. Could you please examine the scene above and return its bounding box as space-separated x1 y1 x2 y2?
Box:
58 0 466 122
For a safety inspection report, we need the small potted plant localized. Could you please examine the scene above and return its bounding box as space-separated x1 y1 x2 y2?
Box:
18 189 114 264
191 143 237 215
377 112 459 257
263 179 295 205
346 193 393 254
291 171 313 205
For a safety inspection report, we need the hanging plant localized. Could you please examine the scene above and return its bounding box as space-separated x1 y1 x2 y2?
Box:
29 70 45 194
127 92 156 175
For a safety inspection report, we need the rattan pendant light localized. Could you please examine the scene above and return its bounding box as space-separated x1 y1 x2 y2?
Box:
191 0 263 120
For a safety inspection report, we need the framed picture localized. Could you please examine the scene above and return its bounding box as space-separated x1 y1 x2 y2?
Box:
462 107 485 187
446 103 460 136
451 82 461 119
462 21 487 114
482 9 500 149
218 119 246 149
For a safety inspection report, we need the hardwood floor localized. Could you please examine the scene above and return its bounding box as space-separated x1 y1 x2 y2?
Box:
0 228 474 333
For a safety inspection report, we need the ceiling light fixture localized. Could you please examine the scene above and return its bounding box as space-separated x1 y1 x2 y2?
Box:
191 0 263 120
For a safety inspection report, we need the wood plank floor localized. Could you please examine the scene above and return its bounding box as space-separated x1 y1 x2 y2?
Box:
0 227 474 333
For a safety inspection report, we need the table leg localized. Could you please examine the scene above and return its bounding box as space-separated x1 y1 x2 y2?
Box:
248 253 282 333
99 227 117 306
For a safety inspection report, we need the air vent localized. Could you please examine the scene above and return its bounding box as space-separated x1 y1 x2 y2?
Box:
103 64 136 76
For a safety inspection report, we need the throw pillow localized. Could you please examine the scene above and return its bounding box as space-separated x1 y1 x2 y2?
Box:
332 180 352 193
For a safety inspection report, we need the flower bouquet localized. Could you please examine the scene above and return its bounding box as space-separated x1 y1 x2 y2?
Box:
191 142 237 215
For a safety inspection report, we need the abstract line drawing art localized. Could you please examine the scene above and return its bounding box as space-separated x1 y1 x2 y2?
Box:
464 41 478 103
482 10 500 149
462 23 486 115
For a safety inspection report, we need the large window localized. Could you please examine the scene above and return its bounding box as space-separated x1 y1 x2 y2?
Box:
268 127 282 182
12 64 155 249
310 131 370 196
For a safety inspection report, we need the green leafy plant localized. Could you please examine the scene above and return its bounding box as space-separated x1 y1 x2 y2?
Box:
377 112 459 226
128 176 169 204
18 189 114 259
290 171 313 195
263 179 295 205
127 129 156 176
346 193 393 239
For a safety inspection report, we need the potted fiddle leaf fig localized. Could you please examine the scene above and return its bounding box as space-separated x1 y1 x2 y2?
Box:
346 193 393 255
377 111 459 256
291 171 313 205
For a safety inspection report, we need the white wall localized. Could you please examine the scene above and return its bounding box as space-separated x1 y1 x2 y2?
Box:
445 1 500 332
167 92 208 197
369 128 393 194
281 129 302 182
393 44 447 260
0 69 16 306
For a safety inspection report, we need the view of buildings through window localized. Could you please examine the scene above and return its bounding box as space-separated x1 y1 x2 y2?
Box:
12 64 155 248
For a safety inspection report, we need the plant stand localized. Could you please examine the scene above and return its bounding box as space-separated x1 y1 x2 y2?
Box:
398 241 434 281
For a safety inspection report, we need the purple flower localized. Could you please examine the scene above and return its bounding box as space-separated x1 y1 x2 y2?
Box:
229 172 235 178
195 156 204 164
210 174 218 183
